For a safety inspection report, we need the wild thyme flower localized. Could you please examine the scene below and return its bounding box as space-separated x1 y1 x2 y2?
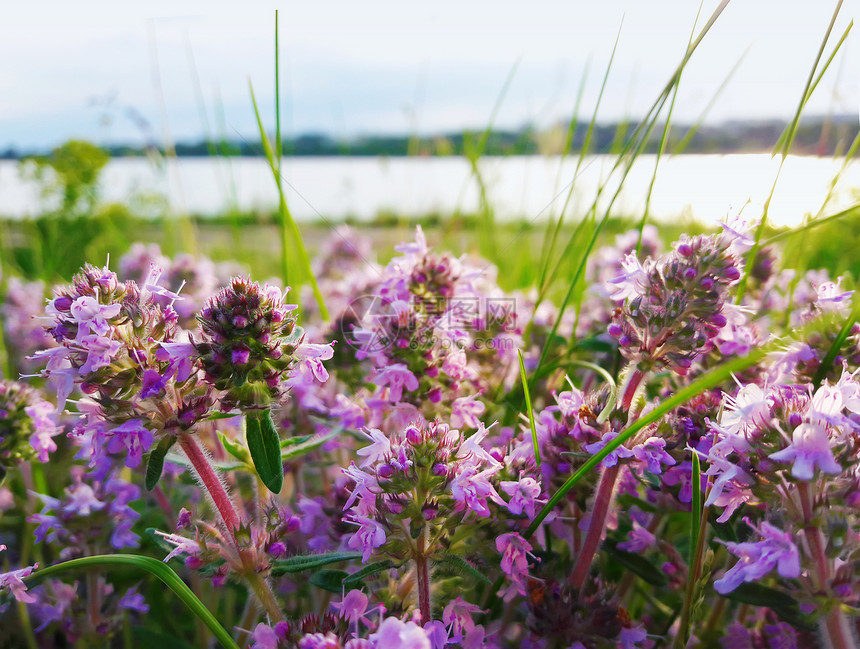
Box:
0 545 38 604
196 276 302 411
607 233 741 375
0 379 62 475
1 277 55 372
33 262 212 473
714 518 801 594
30 467 141 556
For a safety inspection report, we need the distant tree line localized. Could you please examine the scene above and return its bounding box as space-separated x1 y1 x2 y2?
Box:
2 115 857 160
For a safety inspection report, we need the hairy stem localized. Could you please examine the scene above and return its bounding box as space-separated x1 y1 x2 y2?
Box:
246 571 286 624
570 463 620 590
415 555 432 623
179 434 241 532
798 483 858 649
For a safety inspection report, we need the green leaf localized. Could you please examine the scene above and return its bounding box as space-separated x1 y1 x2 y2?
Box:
310 569 349 593
434 554 493 585
24 554 240 649
719 582 814 630
690 452 702 562
270 552 362 576
342 560 394 587
604 543 667 587
0 464 6 487
218 430 249 464
245 410 284 494
281 426 343 462
518 349 541 470
145 436 177 491
206 412 241 421
525 344 770 539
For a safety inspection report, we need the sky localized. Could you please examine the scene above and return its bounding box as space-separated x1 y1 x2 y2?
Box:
0 0 857 151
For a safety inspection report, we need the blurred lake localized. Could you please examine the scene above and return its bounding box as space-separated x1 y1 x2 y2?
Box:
1 154 858 227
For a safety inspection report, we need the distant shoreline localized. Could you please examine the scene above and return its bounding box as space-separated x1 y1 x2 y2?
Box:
3 115 857 160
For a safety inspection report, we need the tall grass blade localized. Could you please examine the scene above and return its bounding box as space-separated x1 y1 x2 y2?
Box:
689 452 702 559
635 3 702 254
518 349 541 470
249 82 329 320
524 342 768 539
737 0 848 302
27 554 241 649
538 23 622 295
533 0 730 381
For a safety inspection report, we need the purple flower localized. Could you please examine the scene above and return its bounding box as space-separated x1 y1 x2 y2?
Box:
104 419 154 469
118 587 149 613
585 432 634 468
442 597 485 637
720 384 770 437
769 422 841 480
371 363 419 403
500 476 543 519
154 531 202 563
294 342 335 382
251 623 283 649
333 589 370 626
450 394 485 430
345 515 387 562
0 561 39 604
632 437 676 474
356 428 391 469
608 253 650 302
618 521 656 553
495 533 535 601
369 617 431 649
713 518 800 594
450 465 505 518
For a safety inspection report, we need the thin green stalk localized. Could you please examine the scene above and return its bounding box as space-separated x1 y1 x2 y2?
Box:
518 349 541 470
737 1 849 302
673 46 750 153
675 497 709 648
249 82 328 320
538 23 622 292
635 2 701 254
813 294 860 389
535 0 731 339
27 555 241 649
524 343 769 539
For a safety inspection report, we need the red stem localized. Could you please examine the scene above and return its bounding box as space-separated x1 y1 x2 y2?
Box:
179 434 241 532
799 483 857 649
415 555 431 623
570 464 620 590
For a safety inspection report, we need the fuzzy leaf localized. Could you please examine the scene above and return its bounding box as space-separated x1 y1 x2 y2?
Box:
245 410 283 494
218 430 249 464
604 543 667 587
281 426 342 462
434 554 493 585
310 569 349 593
145 436 177 491
270 552 362 576
342 560 394 587
718 582 814 630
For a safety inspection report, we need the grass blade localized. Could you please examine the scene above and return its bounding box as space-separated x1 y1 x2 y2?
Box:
26 554 240 649
524 343 769 539
737 0 849 302
689 452 702 560
249 81 329 320
518 349 541 470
